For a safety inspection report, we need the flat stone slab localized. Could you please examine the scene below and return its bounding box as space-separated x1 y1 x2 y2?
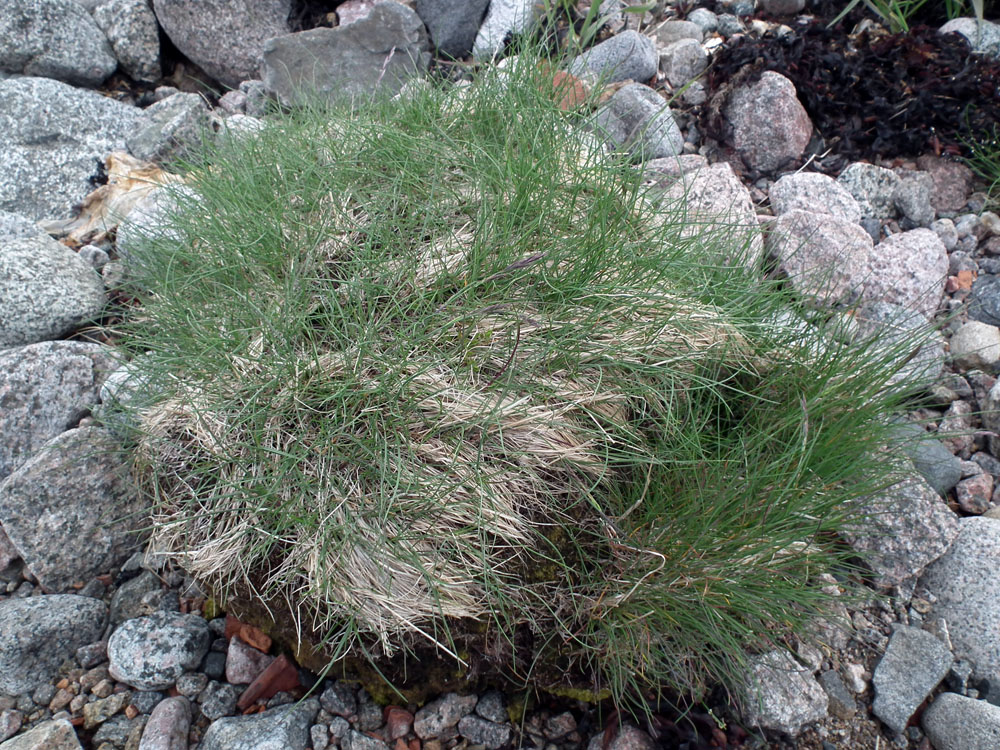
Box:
0 595 107 695
0 234 105 349
0 426 146 592
872 624 953 735
0 76 140 221
920 517 1000 680
0 341 117 481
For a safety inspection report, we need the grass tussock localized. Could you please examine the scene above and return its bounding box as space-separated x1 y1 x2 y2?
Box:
114 50 935 706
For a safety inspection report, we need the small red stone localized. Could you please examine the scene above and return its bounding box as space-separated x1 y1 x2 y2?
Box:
236 654 300 711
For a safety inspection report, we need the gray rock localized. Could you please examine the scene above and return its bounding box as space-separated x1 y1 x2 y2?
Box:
262 2 430 108
740 649 828 736
769 172 862 223
458 715 511 749
343 730 388 750
0 595 107 695
872 625 953 734
415 0 489 58
761 0 805 12
922 691 1000 750
92 0 162 83
0 211 44 240
939 18 1000 58
0 0 117 86
0 710 22 744
413 693 477 739
83 691 130 729
108 612 211 690
650 19 703 46
969 274 1000 328
892 422 962 497
175 672 208 697
198 680 240 720
319 682 357 717
932 217 959 250
603 724 656 750
843 469 958 588
92 714 138 745
591 83 683 161
569 30 658 85
199 698 318 750
475 691 506 723
658 38 707 88
0 719 82 749
982 380 1000 434
0 341 117 480
766 208 872 305
0 527 19 572
0 76 141 221
950 320 1000 370
893 171 936 227
0 234 105 349
472 0 536 60
652 162 763 267
686 8 718 34
78 244 110 269
861 229 948 321
723 71 812 173
152 0 290 88
854 302 945 387
817 669 856 719
311 725 330 750
0 427 145 592
837 162 900 219
111 570 163 625
920 517 1000 680
126 92 212 162
138 695 190 750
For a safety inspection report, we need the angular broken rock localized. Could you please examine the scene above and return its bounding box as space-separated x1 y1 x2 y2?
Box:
199 697 318 750
0 595 108 695
739 649 828 736
263 1 430 108
919 517 1000 681
842 468 958 589
152 0 290 88
0 341 117 481
0 426 146 592
872 625 953 735
0 234 105 349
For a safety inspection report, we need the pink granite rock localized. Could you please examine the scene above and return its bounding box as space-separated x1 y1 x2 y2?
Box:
724 71 813 173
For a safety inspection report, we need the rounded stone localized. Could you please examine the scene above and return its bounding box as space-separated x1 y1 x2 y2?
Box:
922 691 1000 750
950 321 1000 370
723 71 813 173
0 235 105 348
769 172 862 223
108 612 211 690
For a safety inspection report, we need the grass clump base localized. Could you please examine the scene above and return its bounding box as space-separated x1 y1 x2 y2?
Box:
117 51 932 709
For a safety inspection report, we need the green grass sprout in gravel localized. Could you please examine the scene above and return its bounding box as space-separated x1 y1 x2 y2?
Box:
113 49 937 708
